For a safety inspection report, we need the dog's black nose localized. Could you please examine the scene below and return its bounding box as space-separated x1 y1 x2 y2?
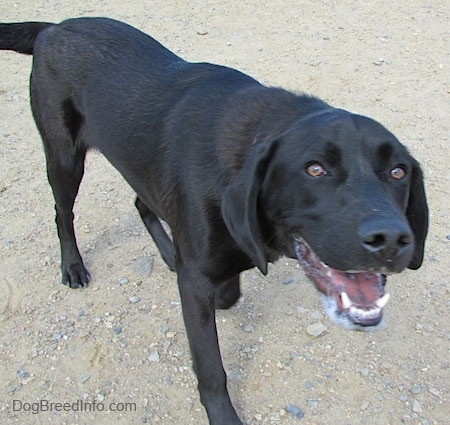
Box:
359 217 413 261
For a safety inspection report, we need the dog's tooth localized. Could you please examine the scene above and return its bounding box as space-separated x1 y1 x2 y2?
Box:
340 292 352 309
375 293 390 309
349 306 381 320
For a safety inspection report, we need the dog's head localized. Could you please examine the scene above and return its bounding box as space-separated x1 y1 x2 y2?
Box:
222 109 428 330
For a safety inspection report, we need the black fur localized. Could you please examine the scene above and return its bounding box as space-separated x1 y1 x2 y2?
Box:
0 17 428 425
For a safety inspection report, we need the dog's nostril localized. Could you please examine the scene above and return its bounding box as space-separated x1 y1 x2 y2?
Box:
398 233 412 246
364 233 386 248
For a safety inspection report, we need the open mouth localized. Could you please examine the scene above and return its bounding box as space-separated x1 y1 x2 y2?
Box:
294 237 389 330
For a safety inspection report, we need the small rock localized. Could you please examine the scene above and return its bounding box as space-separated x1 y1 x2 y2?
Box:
118 277 129 286
306 322 327 337
80 374 90 384
282 277 294 285
129 296 140 304
360 401 370 410
148 351 160 362
129 257 154 277
360 367 370 377
7 383 21 395
243 325 254 333
307 399 318 409
412 399 423 413
284 404 305 419
113 327 122 335
410 386 422 394
16 370 29 380
428 387 440 397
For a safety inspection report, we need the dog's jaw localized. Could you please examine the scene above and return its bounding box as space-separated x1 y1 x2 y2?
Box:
293 237 390 330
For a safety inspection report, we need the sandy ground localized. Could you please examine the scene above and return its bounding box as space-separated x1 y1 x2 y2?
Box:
0 1 449 424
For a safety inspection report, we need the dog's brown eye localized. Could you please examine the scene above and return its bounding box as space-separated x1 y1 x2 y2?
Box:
390 166 406 180
306 163 327 177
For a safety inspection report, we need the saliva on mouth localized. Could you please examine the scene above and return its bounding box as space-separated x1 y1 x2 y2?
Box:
294 237 390 330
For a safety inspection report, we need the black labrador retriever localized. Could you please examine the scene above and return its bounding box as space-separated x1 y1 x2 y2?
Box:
0 17 428 424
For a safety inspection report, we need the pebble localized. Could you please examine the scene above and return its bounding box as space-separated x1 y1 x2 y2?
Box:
118 277 129 286
282 277 294 285
410 385 422 394
113 327 122 335
129 296 141 304
412 399 423 413
148 351 160 362
80 374 90 384
307 399 318 408
129 256 154 277
243 325 254 333
360 401 370 410
428 387 440 397
52 332 62 341
17 369 29 379
306 322 327 337
284 404 305 419
360 367 370 377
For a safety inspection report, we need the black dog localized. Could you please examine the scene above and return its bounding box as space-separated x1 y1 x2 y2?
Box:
0 18 428 424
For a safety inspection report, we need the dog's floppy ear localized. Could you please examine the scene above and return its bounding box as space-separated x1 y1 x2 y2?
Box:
406 161 429 269
221 140 277 275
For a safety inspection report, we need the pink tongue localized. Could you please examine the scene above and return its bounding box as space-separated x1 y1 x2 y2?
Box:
329 270 384 307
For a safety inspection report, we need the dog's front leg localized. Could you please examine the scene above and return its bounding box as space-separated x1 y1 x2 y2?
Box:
177 264 243 425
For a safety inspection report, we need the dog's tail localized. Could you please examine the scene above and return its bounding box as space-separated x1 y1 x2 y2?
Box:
0 22 54 55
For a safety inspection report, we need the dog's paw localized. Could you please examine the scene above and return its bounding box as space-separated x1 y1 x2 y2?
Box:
61 263 91 289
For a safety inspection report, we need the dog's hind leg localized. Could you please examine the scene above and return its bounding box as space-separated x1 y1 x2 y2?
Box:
48 147 90 288
32 90 90 288
135 197 176 271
